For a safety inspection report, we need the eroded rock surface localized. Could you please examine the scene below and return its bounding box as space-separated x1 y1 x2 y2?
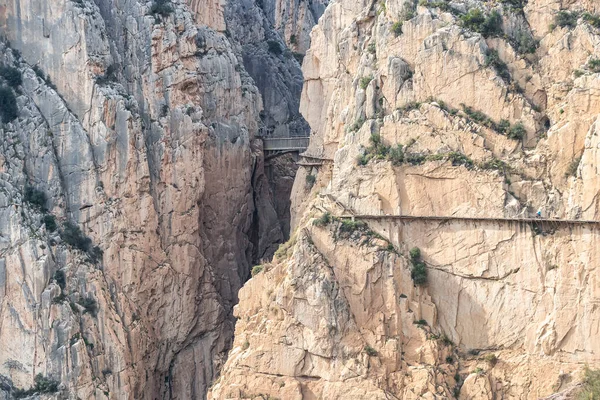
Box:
215 0 600 398
0 0 319 397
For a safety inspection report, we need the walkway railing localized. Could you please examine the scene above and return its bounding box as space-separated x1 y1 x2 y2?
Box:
338 214 600 226
263 137 310 151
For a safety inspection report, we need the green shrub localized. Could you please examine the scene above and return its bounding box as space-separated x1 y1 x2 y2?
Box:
274 235 297 260
484 353 498 366
414 319 427 325
566 155 582 177
33 374 59 393
251 265 264 276
305 174 316 188
577 367 600 400
290 34 297 44
88 245 103 264
267 40 282 55
411 261 427 285
512 30 539 55
405 153 425 165
53 270 66 290
313 212 332 227
409 247 421 261
24 186 47 210
462 104 496 129
427 153 445 162
461 9 503 38
497 119 510 134
409 247 427 285
499 0 524 11
396 101 421 115
388 144 404 165
441 333 454 346
582 12 600 29
339 219 367 234
480 10 503 37
507 123 526 140
0 86 18 123
370 133 382 146
447 152 474 168
78 297 97 316
0 66 22 88
481 157 508 171
367 42 376 53
364 345 378 356
150 0 173 17
461 105 525 141
391 21 403 36
62 222 105 264
587 58 600 73
553 11 579 29
42 214 57 231
14 374 60 398
422 0 457 14
348 117 365 132
370 133 390 159
485 49 511 82
61 221 92 251
360 75 373 89
32 65 45 79
357 154 370 166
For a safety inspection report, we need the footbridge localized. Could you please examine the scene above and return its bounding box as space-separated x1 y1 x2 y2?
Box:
262 137 310 159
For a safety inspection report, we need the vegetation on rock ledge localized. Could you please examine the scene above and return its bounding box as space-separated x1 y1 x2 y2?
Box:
410 247 427 285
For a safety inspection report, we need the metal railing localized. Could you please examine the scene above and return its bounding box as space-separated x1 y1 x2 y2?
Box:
263 137 310 151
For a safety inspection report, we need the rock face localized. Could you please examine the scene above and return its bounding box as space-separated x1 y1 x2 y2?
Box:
214 0 600 398
0 0 320 398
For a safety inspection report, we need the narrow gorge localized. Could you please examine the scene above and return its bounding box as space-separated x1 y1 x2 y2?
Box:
0 0 599 399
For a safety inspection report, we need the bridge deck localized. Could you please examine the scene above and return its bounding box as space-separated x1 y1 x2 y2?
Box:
338 214 600 225
263 137 310 151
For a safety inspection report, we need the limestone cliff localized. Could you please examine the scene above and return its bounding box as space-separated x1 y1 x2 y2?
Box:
0 0 318 398
214 0 600 398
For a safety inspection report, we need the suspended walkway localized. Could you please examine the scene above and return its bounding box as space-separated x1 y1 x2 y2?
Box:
262 137 310 159
338 214 600 227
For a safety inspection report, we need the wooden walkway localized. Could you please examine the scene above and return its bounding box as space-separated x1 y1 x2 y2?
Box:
338 214 600 226
297 153 334 167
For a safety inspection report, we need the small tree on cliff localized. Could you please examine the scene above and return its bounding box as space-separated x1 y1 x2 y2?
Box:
410 247 427 285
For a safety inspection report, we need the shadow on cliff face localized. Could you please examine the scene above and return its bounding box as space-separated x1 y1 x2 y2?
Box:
427 268 490 352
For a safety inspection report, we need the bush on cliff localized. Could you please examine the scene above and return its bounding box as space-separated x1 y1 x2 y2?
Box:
552 11 579 30
150 0 173 17
577 367 600 400
13 374 59 398
0 65 22 88
410 247 427 285
0 86 18 123
42 214 57 231
267 40 283 55
24 186 48 210
251 265 264 276
61 221 92 251
60 222 103 263
461 9 503 38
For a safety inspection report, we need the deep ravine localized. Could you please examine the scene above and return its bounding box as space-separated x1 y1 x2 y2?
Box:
0 0 323 398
